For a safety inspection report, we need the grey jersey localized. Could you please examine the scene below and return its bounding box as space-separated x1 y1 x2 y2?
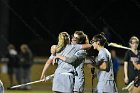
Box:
97 48 114 81
54 44 83 74
73 50 87 92
73 50 87 77
60 48 87 92
65 49 87 76
52 44 83 92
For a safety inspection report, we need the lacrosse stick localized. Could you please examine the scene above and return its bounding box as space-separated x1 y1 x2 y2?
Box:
11 74 54 89
122 81 134 91
108 42 131 50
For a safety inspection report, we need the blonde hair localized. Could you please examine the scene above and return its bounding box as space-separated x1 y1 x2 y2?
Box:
129 36 139 44
56 32 70 52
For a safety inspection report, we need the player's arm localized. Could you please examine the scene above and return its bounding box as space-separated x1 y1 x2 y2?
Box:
95 50 109 71
124 51 129 84
124 61 128 78
40 55 54 80
53 50 87 63
64 50 87 63
81 44 92 49
96 59 109 71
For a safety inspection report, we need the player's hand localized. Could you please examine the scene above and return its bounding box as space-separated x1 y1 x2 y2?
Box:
51 45 57 55
124 77 129 84
40 75 45 82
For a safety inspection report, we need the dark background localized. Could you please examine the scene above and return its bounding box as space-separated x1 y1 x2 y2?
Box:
0 0 140 56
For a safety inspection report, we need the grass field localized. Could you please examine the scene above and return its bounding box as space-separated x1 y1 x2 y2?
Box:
5 90 52 93
1 64 128 93
5 90 91 93
5 90 128 93
4 90 128 93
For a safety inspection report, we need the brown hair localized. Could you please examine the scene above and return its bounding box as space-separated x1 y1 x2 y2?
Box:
84 34 89 44
74 31 88 44
91 32 107 46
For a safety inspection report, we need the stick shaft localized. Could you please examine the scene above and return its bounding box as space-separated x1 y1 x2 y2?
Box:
108 43 131 50
11 80 43 88
11 74 54 89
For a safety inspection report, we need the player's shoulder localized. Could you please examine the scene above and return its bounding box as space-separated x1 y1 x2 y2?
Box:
99 48 107 54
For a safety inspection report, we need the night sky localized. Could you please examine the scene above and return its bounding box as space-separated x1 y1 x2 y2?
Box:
6 0 140 56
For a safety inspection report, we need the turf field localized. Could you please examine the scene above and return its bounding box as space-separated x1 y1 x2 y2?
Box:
5 90 52 93
5 90 128 93
5 90 91 93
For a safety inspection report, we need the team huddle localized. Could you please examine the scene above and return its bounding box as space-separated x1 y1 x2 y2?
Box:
40 31 120 93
